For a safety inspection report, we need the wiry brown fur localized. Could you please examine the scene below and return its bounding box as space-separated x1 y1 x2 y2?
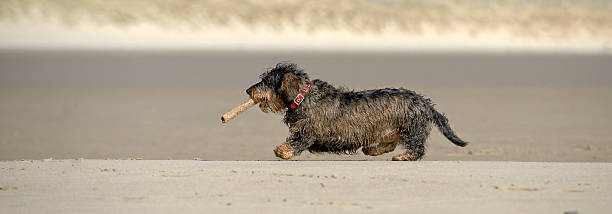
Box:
246 62 468 161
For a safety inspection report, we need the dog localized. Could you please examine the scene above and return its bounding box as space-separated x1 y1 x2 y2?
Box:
246 62 468 161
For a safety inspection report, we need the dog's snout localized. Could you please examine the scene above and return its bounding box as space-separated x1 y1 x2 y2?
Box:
246 82 262 95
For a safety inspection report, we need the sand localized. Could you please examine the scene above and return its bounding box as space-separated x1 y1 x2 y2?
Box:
0 50 611 213
0 160 610 213
1 84 612 162
1 51 611 161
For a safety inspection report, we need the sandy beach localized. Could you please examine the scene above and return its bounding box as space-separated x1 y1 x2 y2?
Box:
1 51 611 162
1 50 611 213
2 0 611 212
1 160 610 213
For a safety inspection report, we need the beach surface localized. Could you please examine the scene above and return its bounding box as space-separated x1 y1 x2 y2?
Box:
2 1 612 212
0 160 610 213
0 50 611 213
1 51 611 162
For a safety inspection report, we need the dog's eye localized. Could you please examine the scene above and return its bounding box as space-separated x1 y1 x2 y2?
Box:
264 79 275 86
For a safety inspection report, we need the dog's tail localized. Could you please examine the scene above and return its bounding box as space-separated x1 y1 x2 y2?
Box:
431 108 468 147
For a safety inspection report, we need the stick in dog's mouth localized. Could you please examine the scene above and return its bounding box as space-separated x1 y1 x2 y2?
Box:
221 99 256 123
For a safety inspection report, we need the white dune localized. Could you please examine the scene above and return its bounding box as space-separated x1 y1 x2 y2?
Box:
0 0 611 52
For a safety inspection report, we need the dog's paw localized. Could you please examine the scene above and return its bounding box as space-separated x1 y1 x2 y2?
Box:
391 154 409 161
274 143 294 160
392 154 423 161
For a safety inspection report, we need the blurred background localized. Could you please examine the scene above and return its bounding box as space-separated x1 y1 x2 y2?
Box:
0 0 611 161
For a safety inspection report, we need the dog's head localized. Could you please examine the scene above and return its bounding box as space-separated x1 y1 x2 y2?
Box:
246 62 310 113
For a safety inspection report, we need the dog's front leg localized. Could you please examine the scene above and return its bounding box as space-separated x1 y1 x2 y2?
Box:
273 132 312 160
273 142 295 160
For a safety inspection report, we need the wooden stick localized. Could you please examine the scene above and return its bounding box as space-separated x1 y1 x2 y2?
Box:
221 99 256 123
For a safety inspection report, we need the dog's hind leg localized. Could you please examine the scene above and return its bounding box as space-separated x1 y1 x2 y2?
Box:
362 132 400 156
362 141 398 156
392 121 431 161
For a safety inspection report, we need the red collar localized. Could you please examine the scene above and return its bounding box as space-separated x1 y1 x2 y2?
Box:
290 81 312 109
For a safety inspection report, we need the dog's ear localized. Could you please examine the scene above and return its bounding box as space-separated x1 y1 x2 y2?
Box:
280 73 301 97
